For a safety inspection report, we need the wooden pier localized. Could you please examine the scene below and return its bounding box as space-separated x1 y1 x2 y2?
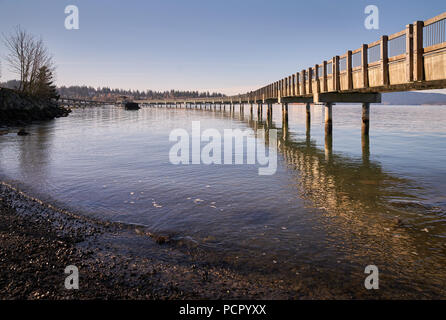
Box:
58 98 110 108
135 12 446 136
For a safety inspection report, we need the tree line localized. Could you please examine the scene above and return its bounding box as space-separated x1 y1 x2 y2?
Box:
1 26 225 103
57 86 226 102
1 26 58 100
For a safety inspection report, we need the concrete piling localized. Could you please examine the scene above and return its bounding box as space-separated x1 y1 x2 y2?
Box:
306 103 311 124
325 132 333 162
362 102 370 136
362 132 370 164
325 102 333 135
282 103 288 123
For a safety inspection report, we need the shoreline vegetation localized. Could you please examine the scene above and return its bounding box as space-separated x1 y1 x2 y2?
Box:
0 26 70 128
0 88 70 127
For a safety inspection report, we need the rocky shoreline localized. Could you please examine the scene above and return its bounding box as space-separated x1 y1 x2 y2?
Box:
0 182 293 300
0 88 70 127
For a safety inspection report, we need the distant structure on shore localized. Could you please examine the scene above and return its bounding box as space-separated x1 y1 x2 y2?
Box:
124 102 140 110
381 92 446 105
118 95 140 110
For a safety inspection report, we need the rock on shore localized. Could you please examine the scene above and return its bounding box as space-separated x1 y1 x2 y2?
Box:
0 88 71 126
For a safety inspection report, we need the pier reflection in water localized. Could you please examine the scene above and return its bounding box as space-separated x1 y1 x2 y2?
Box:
230 103 446 297
1 104 446 298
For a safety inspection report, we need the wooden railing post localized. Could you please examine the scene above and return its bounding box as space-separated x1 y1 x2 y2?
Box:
295 72 300 96
406 24 414 82
284 78 287 96
413 21 424 81
307 68 313 94
291 74 295 96
323 61 328 92
315 64 320 93
334 56 340 91
347 51 353 90
361 44 369 88
282 79 286 97
283 78 286 97
301 70 306 95
381 35 389 86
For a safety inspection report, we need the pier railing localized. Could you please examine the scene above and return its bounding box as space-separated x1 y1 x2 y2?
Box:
135 12 446 106
249 12 446 102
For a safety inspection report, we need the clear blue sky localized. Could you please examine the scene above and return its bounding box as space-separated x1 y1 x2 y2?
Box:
0 0 445 94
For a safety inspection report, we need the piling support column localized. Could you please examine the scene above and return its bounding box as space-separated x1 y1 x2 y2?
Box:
305 103 311 146
362 103 370 136
267 104 273 126
305 102 311 127
282 110 289 141
324 102 333 135
362 132 370 164
282 103 288 123
325 130 333 162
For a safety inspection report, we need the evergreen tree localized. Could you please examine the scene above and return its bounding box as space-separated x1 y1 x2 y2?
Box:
34 66 59 100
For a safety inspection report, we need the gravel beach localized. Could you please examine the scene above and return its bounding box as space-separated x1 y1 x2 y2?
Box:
0 182 294 300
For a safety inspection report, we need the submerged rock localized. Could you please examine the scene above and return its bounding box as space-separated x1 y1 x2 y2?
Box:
17 129 29 136
393 218 404 227
155 235 168 245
